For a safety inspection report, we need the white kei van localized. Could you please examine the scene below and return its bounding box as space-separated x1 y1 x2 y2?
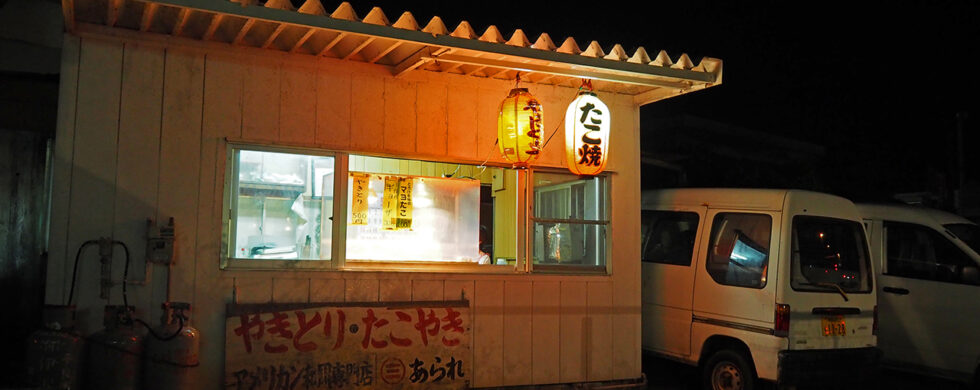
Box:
857 203 980 385
641 189 880 389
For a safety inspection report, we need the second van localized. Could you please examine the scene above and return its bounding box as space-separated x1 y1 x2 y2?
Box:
641 188 880 389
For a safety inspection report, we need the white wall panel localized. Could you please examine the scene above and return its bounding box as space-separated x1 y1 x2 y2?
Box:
503 281 532 386
159 48 205 305
279 60 317 144
560 281 588 383
114 42 164 319
66 37 122 332
415 81 448 157
383 77 416 154
532 280 561 384
473 280 504 387
242 58 279 142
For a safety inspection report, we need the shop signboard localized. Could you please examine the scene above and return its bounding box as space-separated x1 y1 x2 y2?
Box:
225 301 470 389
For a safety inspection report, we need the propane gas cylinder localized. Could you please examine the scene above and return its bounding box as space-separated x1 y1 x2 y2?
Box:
143 302 200 390
26 305 84 389
86 305 143 390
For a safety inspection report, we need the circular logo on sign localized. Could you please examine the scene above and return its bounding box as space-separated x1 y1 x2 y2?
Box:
381 358 406 384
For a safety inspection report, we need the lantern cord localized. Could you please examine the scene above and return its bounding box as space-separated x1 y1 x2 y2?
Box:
541 118 563 150
541 91 588 150
476 139 499 176
444 164 461 178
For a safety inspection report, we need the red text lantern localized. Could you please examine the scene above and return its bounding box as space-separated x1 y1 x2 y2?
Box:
497 88 543 168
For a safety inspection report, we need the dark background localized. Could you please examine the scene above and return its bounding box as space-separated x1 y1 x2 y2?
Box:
346 0 980 205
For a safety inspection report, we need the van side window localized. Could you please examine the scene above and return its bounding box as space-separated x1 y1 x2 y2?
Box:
884 221 980 285
641 210 699 266
706 213 771 288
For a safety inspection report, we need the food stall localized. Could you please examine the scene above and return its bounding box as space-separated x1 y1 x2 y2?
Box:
44 0 722 388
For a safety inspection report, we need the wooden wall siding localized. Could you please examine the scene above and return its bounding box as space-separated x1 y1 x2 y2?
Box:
532 280 561 384
310 277 345 302
49 34 644 389
234 277 273 303
473 280 504 387
446 84 478 160
349 73 384 152
279 61 317 144
159 49 205 305
314 69 351 149
242 58 280 142
560 281 588 383
587 281 615 381
195 52 245 390
383 77 417 154
114 43 164 319
476 87 500 167
611 104 643 379
411 279 444 301
415 81 448 157
378 278 412 302
272 277 311 302
344 277 380 302
65 37 123 330
502 281 532 386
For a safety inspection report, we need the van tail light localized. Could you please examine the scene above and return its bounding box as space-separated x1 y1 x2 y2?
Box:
873 305 878 336
775 303 790 337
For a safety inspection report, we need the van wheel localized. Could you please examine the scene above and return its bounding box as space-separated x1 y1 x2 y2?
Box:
702 349 755 390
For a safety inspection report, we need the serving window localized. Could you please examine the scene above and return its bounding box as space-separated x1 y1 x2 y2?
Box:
225 147 335 264
221 144 609 274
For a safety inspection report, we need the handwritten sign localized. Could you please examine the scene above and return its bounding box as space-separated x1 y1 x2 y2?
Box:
381 177 399 230
350 174 369 226
395 178 413 230
225 301 470 390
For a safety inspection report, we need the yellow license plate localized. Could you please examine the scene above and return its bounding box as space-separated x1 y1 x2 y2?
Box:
821 316 846 336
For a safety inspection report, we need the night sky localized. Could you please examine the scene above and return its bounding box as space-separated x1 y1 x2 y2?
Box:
341 1 979 202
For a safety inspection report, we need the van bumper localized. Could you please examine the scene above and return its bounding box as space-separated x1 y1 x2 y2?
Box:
777 347 881 386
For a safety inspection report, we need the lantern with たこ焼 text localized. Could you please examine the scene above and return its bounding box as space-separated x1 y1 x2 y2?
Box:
565 84 610 175
497 87 543 168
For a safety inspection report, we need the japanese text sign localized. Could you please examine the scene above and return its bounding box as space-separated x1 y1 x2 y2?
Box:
225 301 471 389
350 173 370 226
564 91 610 175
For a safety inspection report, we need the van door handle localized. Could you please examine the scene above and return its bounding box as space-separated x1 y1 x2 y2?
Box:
882 287 909 295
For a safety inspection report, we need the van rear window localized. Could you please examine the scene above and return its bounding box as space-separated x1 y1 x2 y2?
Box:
791 216 872 293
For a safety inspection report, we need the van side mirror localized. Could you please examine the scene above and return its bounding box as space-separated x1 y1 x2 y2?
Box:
962 266 979 285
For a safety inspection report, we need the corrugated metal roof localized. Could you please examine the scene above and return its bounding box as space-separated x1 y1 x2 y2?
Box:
64 0 722 103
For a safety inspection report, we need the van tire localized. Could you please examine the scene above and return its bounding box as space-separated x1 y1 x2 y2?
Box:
702 349 756 390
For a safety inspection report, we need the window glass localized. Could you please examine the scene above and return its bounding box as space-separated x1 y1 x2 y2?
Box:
885 222 979 285
532 172 608 268
345 155 509 265
944 223 980 255
229 148 333 261
706 213 771 288
641 210 699 266
791 216 872 293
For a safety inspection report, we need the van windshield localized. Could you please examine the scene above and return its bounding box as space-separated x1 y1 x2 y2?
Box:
791 216 872 293
944 223 980 255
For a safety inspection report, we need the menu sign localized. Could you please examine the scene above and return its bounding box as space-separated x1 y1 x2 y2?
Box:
225 301 471 390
